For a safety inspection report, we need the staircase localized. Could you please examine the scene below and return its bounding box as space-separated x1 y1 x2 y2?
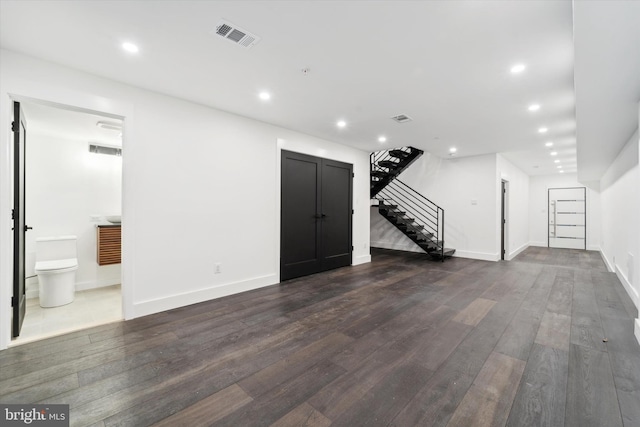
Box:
371 147 456 261
370 147 423 198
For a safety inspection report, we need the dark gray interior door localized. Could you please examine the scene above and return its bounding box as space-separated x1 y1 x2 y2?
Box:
281 151 322 280
281 150 352 281
320 159 353 271
12 101 27 338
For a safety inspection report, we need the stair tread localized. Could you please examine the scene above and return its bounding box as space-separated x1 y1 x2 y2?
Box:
396 218 416 223
378 160 400 169
371 170 389 178
426 248 456 259
389 149 410 158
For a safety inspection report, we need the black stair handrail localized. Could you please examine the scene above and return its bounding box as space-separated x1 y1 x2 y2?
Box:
392 179 441 216
376 179 445 260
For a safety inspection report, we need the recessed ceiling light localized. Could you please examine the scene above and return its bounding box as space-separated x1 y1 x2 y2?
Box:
449 147 457 153
554 159 560 163
122 42 139 54
510 63 526 74
559 170 565 174
528 104 541 112
550 151 558 156
557 165 563 169
378 136 387 143
545 141 554 147
337 120 347 128
258 91 271 101
538 127 548 134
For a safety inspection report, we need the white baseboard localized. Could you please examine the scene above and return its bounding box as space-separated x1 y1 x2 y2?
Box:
529 241 547 247
507 243 529 260
600 249 615 273
615 264 640 309
76 278 120 292
26 279 120 299
635 318 640 347
132 274 278 318
453 250 500 262
371 241 422 253
352 254 371 266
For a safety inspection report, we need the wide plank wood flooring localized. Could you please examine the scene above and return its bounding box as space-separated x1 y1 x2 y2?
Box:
1 247 639 426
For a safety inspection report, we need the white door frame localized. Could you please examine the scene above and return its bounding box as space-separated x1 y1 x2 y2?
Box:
1 85 134 350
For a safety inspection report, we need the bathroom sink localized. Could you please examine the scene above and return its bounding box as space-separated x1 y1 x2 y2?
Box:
105 215 121 224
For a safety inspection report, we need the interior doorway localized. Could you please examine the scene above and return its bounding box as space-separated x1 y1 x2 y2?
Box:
501 179 508 260
10 100 124 345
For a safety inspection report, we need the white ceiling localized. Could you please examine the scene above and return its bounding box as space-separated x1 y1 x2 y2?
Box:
573 1 640 183
19 102 123 147
1 1 638 179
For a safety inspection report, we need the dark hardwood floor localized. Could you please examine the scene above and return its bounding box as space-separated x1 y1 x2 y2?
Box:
1 247 639 426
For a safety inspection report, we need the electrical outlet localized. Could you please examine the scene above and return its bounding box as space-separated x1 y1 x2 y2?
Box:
214 263 221 274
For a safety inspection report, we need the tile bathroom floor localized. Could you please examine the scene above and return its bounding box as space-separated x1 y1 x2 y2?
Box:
11 285 122 346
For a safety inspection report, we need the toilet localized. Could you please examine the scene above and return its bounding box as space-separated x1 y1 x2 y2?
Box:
35 235 78 308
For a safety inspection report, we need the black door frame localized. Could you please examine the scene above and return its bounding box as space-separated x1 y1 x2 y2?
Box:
501 179 507 261
12 101 28 337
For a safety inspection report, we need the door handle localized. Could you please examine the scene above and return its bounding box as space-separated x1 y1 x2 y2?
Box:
314 214 328 219
25 225 33 231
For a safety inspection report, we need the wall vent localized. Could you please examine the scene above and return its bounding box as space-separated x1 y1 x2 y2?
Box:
213 20 261 49
89 143 121 157
391 114 413 123
96 121 122 131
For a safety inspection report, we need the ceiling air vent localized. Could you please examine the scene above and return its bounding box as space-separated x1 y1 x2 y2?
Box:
89 143 121 157
391 114 413 123
213 20 261 49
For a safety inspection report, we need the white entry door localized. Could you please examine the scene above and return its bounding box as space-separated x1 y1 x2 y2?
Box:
548 187 586 249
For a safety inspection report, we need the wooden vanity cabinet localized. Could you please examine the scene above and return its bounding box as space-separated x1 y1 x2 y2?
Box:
97 225 121 265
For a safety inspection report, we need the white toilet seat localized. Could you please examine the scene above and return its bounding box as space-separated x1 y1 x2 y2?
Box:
35 258 78 274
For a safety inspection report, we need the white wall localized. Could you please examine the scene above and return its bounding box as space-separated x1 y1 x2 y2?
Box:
600 128 639 315
497 155 530 259
371 152 500 261
528 173 601 250
25 133 122 297
0 49 370 350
